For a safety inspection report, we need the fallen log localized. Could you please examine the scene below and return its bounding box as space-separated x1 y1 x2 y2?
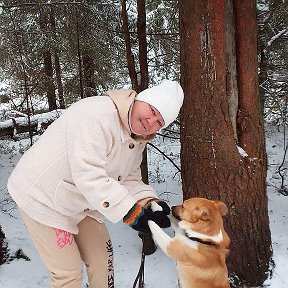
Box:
0 110 63 138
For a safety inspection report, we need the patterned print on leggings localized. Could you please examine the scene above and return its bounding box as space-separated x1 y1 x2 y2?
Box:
106 239 114 288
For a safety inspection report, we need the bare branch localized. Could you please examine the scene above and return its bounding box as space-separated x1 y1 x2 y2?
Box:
148 142 180 172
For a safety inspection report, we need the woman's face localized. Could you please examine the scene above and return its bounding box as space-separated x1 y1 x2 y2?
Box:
130 100 164 135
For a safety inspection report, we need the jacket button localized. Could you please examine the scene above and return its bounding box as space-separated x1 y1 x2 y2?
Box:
103 202 110 208
118 175 122 181
84 208 89 212
129 143 135 149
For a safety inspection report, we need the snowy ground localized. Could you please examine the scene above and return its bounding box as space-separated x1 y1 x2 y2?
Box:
0 124 287 288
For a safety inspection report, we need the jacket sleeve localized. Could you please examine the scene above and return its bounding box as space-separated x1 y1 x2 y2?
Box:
67 117 136 223
122 146 159 203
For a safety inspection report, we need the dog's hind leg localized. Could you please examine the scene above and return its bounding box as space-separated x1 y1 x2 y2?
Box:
148 221 171 256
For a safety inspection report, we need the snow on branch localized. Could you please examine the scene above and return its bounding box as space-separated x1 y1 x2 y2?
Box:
267 28 288 47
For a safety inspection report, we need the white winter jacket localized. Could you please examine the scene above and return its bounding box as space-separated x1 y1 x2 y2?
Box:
7 89 158 234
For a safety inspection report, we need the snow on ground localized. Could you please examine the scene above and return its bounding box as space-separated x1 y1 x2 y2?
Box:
0 124 287 287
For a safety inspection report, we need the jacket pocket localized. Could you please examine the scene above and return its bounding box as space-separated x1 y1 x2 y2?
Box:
54 180 93 216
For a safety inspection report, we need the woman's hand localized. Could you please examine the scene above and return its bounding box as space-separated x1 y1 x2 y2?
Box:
123 201 171 233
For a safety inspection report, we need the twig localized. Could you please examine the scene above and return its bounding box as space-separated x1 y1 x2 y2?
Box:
147 142 180 172
156 132 180 140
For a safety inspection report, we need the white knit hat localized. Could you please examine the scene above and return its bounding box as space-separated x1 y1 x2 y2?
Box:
135 80 184 128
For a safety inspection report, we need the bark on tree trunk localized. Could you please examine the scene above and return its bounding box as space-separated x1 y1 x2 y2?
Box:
75 7 84 99
43 51 57 111
39 8 57 111
137 0 149 92
258 47 268 113
49 8 65 109
54 53 65 109
233 1 271 282
82 52 96 97
121 0 138 91
225 0 238 142
179 0 272 286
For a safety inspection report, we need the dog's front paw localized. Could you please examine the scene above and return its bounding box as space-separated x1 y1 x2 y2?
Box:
148 220 171 256
168 215 179 230
150 201 163 212
148 220 160 234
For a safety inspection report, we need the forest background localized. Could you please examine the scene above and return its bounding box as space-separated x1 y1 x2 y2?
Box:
0 0 287 287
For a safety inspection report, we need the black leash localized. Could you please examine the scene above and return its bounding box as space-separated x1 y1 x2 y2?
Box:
133 232 157 288
133 243 146 288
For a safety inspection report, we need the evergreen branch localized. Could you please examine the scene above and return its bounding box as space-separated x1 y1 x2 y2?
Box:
0 2 83 9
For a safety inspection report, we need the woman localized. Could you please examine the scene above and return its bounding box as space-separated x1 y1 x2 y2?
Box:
7 79 184 288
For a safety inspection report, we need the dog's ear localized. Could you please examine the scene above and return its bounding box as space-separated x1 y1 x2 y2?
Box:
215 201 228 216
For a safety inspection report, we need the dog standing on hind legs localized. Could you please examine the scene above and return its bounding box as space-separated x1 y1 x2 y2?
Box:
148 198 231 288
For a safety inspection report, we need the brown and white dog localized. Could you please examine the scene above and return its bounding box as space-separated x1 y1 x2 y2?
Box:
148 198 230 288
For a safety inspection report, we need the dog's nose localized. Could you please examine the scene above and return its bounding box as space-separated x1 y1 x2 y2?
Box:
171 206 181 220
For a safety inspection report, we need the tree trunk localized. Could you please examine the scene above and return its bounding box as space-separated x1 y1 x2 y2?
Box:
50 8 65 109
75 7 84 99
121 0 138 91
54 53 65 109
233 1 271 282
179 0 272 286
121 0 149 183
121 0 154 257
43 50 57 111
258 47 268 113
137 0 149 184
82 52 96 97
39 8 57 111
137 0 149 92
